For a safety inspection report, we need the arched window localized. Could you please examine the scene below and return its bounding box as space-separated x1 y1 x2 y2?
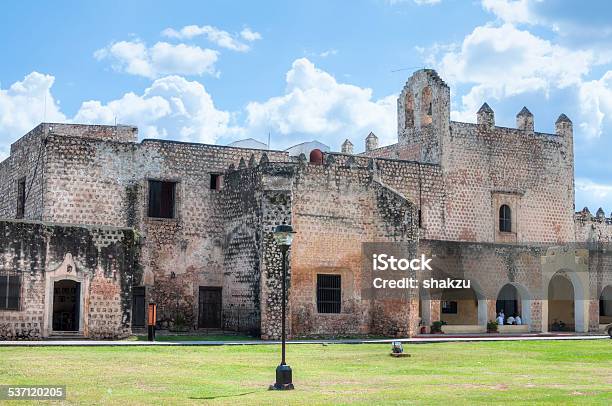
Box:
499 205 512 232
404 93 414 128
421 86 432 126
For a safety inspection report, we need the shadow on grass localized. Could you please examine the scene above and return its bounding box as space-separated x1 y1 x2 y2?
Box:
189 390 258 400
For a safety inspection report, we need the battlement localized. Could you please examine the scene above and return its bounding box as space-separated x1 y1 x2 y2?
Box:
575 207 612 224
575 207 612 243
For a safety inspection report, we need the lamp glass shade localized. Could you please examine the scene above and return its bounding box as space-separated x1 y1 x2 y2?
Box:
273 224 295 247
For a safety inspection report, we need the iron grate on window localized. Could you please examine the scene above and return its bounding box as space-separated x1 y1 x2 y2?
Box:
317 274 341 314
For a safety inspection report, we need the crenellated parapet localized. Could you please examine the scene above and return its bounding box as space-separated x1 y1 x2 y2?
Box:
575 207 612 243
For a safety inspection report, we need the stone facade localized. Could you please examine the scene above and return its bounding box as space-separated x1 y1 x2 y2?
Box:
0 69 610 340
0 220 139 339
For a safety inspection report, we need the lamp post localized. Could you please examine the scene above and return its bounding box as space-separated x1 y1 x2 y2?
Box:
269 224 295 391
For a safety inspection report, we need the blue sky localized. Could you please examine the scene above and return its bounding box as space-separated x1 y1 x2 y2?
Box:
1 0 611 213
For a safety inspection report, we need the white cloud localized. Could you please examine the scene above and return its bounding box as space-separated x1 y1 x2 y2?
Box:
319 49 338 58
578 70 612 138
240 27 262 42
0 72 66 160
481 0 536 25
429 23 595 121
245 58 396 149
162 25 258 52
576 178 612 212
94 40 219 79
74 75 237 144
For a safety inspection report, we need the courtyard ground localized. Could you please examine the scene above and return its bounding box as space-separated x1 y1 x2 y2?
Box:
0 340 610 405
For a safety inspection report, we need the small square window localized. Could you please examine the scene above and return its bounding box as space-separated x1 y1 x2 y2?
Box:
148 180 176 218
210 174 222 191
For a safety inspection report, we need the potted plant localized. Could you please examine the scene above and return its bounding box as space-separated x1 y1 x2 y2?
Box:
487 320 499 333
430 321 447 334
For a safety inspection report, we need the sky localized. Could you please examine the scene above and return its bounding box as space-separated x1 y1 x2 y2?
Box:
1 0 611 213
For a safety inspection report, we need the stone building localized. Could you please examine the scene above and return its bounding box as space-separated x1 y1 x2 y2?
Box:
0 69 610 340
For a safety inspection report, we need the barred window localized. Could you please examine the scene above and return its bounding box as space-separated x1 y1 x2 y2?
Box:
0 273 21 310
317 274 341 314
499 204 512 233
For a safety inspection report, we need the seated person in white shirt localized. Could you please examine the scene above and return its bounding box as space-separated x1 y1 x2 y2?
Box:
506 315 515 325
515 315 522 325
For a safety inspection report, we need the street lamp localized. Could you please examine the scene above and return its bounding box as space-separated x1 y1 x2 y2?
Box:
269 224 295 391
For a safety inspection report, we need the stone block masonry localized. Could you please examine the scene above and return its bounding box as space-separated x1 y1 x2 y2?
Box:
0 67 609 340
0 220 140 339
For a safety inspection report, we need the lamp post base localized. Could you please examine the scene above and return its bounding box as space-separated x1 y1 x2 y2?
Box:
268 364 294 390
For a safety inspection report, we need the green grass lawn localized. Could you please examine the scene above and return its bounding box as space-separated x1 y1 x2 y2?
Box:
0 340 610 405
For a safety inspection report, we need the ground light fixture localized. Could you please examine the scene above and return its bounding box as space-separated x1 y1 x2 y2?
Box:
391 341 410 358
269 224 295 390
147 303 157 342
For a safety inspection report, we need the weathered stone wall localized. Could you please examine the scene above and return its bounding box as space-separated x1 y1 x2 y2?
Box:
575 210 612 243
441 122 575 243
0 220 139 340
40 134 288 330
0 125 46 220
286 158 419 338
221 163 265 334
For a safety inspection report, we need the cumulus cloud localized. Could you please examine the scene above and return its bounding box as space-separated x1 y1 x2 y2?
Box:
481 0 536 25
245 58 396 149
0 72 66 160
94 40 219 79
74 75 236 143
240 27 262 42
428 23 594 121
575 178 612 213
578 70 612 138
162 24 260 52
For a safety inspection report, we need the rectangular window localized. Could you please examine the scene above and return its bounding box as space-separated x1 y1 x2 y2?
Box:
441 300 457 314
0 273 21 310
210 174 222 191
148 180 176 218
317 274 341 314
16 178 26 219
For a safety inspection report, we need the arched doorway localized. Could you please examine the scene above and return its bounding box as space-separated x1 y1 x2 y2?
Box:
52 280 81 332
495 283 532 329
496 284 519 318
600 285 612 325
548 274 574 331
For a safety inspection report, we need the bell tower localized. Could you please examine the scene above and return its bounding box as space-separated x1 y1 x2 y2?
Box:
397 69 450 164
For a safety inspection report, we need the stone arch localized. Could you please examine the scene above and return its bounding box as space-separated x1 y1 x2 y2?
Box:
599 285 612 325
421 86 433 126
546 270 587 332
405 92 414 128
495 282 532 328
